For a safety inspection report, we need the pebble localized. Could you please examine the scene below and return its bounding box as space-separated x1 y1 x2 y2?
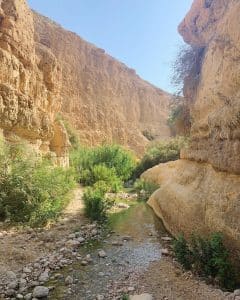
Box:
25 293 32 300
98 250 107 258
5 289 16 297
81 260 88 266
117 203 130 209
8 280 18 289
130 294 153 300
39 271 49 282
65 275 74 285
161 236 173 242
6 271 17 281
234 290 240 296
161 248 169 256
32 286 49 298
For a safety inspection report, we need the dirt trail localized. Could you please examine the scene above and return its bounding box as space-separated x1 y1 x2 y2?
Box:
0 187 85 276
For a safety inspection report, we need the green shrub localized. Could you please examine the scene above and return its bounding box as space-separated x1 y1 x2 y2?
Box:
173 233 236 290
0 139 75 226
83 187 114 222
173 234 192 270
133 179 159 201
71 144 136 185
134 136 188 178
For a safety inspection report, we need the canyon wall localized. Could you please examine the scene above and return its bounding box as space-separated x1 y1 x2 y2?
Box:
0 0 70 166
0 0 171 163
33 12 171 155
143 0 240 255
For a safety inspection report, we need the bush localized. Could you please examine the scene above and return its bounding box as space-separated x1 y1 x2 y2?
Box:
173 233 236 290
171 45 205 94
133 179 159 201
0 138 75 226
133 137 188 178
173 234 192 270
71 144 136 185
83 186 114 222
168 97 191 136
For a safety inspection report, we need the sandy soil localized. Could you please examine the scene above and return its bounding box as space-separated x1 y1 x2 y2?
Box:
0 187 85 277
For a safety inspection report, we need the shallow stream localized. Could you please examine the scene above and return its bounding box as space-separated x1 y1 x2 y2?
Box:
49 201 167 299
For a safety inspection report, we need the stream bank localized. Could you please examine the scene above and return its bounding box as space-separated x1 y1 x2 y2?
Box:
0 188 235 300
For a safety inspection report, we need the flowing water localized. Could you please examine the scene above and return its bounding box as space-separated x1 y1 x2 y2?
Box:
49 201 167 299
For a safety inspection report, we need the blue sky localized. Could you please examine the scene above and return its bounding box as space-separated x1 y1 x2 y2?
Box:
28 0 193 93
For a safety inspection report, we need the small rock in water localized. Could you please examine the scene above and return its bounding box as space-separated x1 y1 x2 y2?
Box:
98 250 107 258
130 294 153 300
33 286 49 298
65 275 74 285
117 203 130 209
85 254 93 262
161 248 169 256
111 241 123 246
128 286 135 292
96 295 104 300
81 260 88 266
122 235 132 241
16 294 24 299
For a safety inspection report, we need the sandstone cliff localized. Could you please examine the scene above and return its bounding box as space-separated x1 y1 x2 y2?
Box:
0 0 70 166
0 0 171 162
143 0 240 255
33 12 171 155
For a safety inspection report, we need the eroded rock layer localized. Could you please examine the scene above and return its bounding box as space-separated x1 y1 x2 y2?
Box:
33 12 171 155
0 0 69 166
144 0 240 255
0 0 171 161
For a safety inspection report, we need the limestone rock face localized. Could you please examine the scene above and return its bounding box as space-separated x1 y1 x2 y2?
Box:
0 0 171 159
0 0 69 166
144 0 240 255
179 0 240 174
33 12 171 155
143 160 240 255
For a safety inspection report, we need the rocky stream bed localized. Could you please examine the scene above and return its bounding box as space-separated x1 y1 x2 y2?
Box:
0 191 239 300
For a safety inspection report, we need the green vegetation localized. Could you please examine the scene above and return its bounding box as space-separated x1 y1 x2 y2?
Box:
173 233 236 290
142 129 155 141
171 45 204 93
121 295 130 300
71 144 136 221
133 179 159 201
0 138 75 226
83 187 114 222
71 144 136 184
168 97 191 136
134 136 188 178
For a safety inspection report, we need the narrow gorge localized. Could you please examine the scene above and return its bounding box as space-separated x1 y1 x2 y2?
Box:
1 0 240 299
